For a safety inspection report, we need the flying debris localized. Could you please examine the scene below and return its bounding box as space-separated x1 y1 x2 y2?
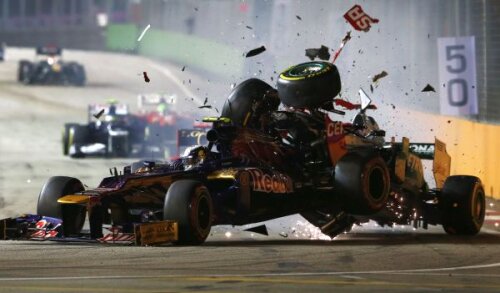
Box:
422 84 436 92
245 46 266 57
93 109 105 119
296 15 302 20
203 97 208 105
332 31 352 63
372 71 388 83
343 5 379 32
198 105 212 109
246 25 253 30
137 24 151 42
279 232 288 238
305 45 330 61
181 66 186 71
143 72 150 83
370 84 374 93
244 224 269 236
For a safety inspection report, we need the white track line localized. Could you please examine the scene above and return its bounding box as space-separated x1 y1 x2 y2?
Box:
1 262 499 282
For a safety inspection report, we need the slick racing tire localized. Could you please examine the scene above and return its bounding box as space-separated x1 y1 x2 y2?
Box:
277 61 341 109
441 175 485 235
37 176 86 236
69 125 89 158
221 78 275 128
18 60 33 84
65 62 86 86
334 153 390 215
164 180 214 245
62 123 79 156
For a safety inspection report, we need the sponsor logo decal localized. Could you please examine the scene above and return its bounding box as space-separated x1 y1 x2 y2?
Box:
248 169 293 194
326 121 344 143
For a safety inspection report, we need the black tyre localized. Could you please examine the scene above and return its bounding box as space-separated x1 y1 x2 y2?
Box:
37 176 86 236
441 175 485 235
69 125 89 158
18 60 33 84
221 78 276 128
62 123 79 156
334 153 390 215
164 180 213 245
277 61 341 109
72 64 86 86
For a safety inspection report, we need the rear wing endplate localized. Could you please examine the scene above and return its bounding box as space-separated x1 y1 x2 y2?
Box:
393 138 451 189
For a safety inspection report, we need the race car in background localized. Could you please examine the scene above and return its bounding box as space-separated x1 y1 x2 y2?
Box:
62 103 149 158
63 96 201 159
18 46 85 86
137 94 198 158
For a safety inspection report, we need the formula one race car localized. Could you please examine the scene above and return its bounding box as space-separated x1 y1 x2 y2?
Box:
18 46 85 86
137 94 196 158
10 61 485 245
62 103 149 158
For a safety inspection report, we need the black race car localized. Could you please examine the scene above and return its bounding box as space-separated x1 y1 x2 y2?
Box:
62 103 149 158
5 61 485 245
18 46 85 86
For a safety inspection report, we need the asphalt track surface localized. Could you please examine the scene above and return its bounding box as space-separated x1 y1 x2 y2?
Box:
0 48 499 292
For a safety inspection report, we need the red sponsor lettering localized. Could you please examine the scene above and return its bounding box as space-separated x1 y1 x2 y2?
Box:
344 5 379 32
248 169 293 194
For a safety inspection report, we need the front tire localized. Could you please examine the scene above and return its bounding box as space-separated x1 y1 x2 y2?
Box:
164 180 213 245
37 176 86 236
441 175 485 235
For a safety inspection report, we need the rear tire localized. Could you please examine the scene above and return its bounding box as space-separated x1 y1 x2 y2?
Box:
37 176 86 236
334 153 390 214
441 175 485 235
163 180 213 245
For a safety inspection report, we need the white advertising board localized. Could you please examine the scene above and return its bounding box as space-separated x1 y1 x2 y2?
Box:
437 36 478 116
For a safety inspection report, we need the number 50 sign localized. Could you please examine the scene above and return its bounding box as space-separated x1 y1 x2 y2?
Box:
437 36 478 116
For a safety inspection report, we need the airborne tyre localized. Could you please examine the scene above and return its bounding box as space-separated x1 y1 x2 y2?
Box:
334 153 390 215
277 61 341 109
221 78 275 128
441 176 485 235
37 176 86 236
163 180 213 245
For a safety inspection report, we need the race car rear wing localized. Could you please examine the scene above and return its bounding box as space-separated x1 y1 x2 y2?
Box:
137 93 177 108
393 138 451 189
36 46 62 56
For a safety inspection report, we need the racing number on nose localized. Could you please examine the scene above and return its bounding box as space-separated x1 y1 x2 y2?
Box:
446 45 467 107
